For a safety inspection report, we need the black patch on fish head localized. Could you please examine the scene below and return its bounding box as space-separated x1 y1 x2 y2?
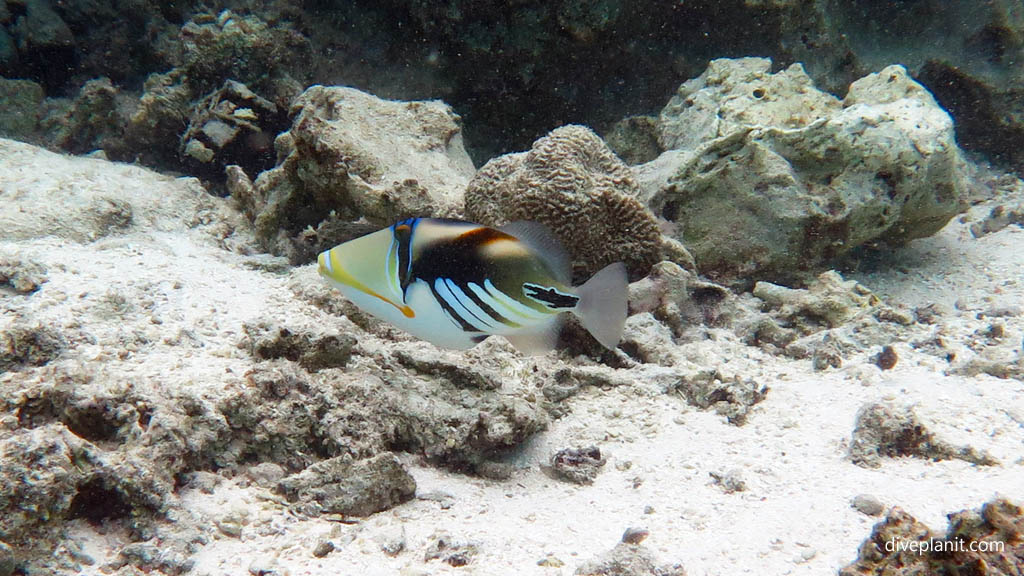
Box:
393 218 417 295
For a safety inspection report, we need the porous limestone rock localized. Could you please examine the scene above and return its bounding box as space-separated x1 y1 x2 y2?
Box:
638 58 968 284
276 453 416 517
548 446 606 485
0 138 225 243
235 85 475 262
466 125 692 280
605 116 662 166
752 271 879 330
657 58 841 152
123 70 195 168
0 78 44 143
575 540 686 576
179 10 310 104
840 499 1024 576
849 402 997 469
180 80 289 181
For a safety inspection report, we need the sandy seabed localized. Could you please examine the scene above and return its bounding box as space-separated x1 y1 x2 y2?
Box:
2 138 1022 575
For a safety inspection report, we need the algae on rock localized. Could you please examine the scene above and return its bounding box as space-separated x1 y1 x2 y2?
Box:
638 58 968 284
232 85 475 263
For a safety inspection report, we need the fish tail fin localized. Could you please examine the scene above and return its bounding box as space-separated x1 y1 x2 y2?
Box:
573 262 628 350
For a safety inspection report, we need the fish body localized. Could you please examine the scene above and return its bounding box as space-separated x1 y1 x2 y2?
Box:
317 218 628 354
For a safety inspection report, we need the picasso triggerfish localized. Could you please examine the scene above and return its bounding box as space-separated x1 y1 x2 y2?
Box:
317 218 628 354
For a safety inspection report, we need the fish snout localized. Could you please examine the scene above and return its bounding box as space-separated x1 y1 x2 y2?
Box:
317 251 330 277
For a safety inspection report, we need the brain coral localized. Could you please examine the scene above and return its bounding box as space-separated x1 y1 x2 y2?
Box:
465 125 689 281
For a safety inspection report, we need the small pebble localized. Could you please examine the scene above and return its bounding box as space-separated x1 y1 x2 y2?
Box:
537 555 565 567
311 539 334 558
621 527 649 544
248 556 289 576
248 462 286 488
709 470 747 493
380 532 406 557
851 494 884 517
986 323 1005 340
875 345 898 370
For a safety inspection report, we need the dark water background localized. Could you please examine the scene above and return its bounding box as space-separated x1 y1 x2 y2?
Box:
0 1 1020 172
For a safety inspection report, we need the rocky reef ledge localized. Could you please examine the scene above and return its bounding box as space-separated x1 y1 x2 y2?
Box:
2 57 1023 576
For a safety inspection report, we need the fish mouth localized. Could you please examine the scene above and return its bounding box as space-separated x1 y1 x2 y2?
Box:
318 250 415 319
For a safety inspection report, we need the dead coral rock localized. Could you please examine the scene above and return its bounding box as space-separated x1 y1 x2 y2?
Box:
753 271 880 330
0 424 94 554
179 10 310 101
112 536 199 576
950 353 1024 381
873 345 899 371
850 402 997 468
424 533 478 567
674 370 767 426
241 85 474 262
549 446 607 485
277 453 416 517
641 58 968 284
243 321 355 372
0 78 45 144
575 541 686 576
839 506 933 576
628 261 731 337
125 70 195 169
605 115 663 166
970 202 1024 238
180 80 289 181
708 469 747 494
0 138 221 244
393 347 501 390
0 324 64 371
56 77 134 158
226 360 546 474
0 255 48 294
466 124 692 280
811 341 843 371
621 528 650 545
851 494 885 517
840 499 1024 576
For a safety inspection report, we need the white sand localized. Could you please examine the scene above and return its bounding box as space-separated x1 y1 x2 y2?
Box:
4 138 1022 575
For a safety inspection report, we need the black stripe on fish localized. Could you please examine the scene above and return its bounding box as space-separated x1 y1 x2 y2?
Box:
441 279 495 331
523 283 579 310
462 281 521 328
429 280 480 333
394 218 416 296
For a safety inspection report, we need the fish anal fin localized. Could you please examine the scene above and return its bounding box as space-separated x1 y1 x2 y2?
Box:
503 316 563 356
498 221 571 285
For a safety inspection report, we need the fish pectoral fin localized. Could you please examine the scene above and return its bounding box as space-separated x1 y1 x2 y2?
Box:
503 316 562 356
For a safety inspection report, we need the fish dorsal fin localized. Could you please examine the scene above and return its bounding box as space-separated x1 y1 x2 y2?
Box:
498 221 571 285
